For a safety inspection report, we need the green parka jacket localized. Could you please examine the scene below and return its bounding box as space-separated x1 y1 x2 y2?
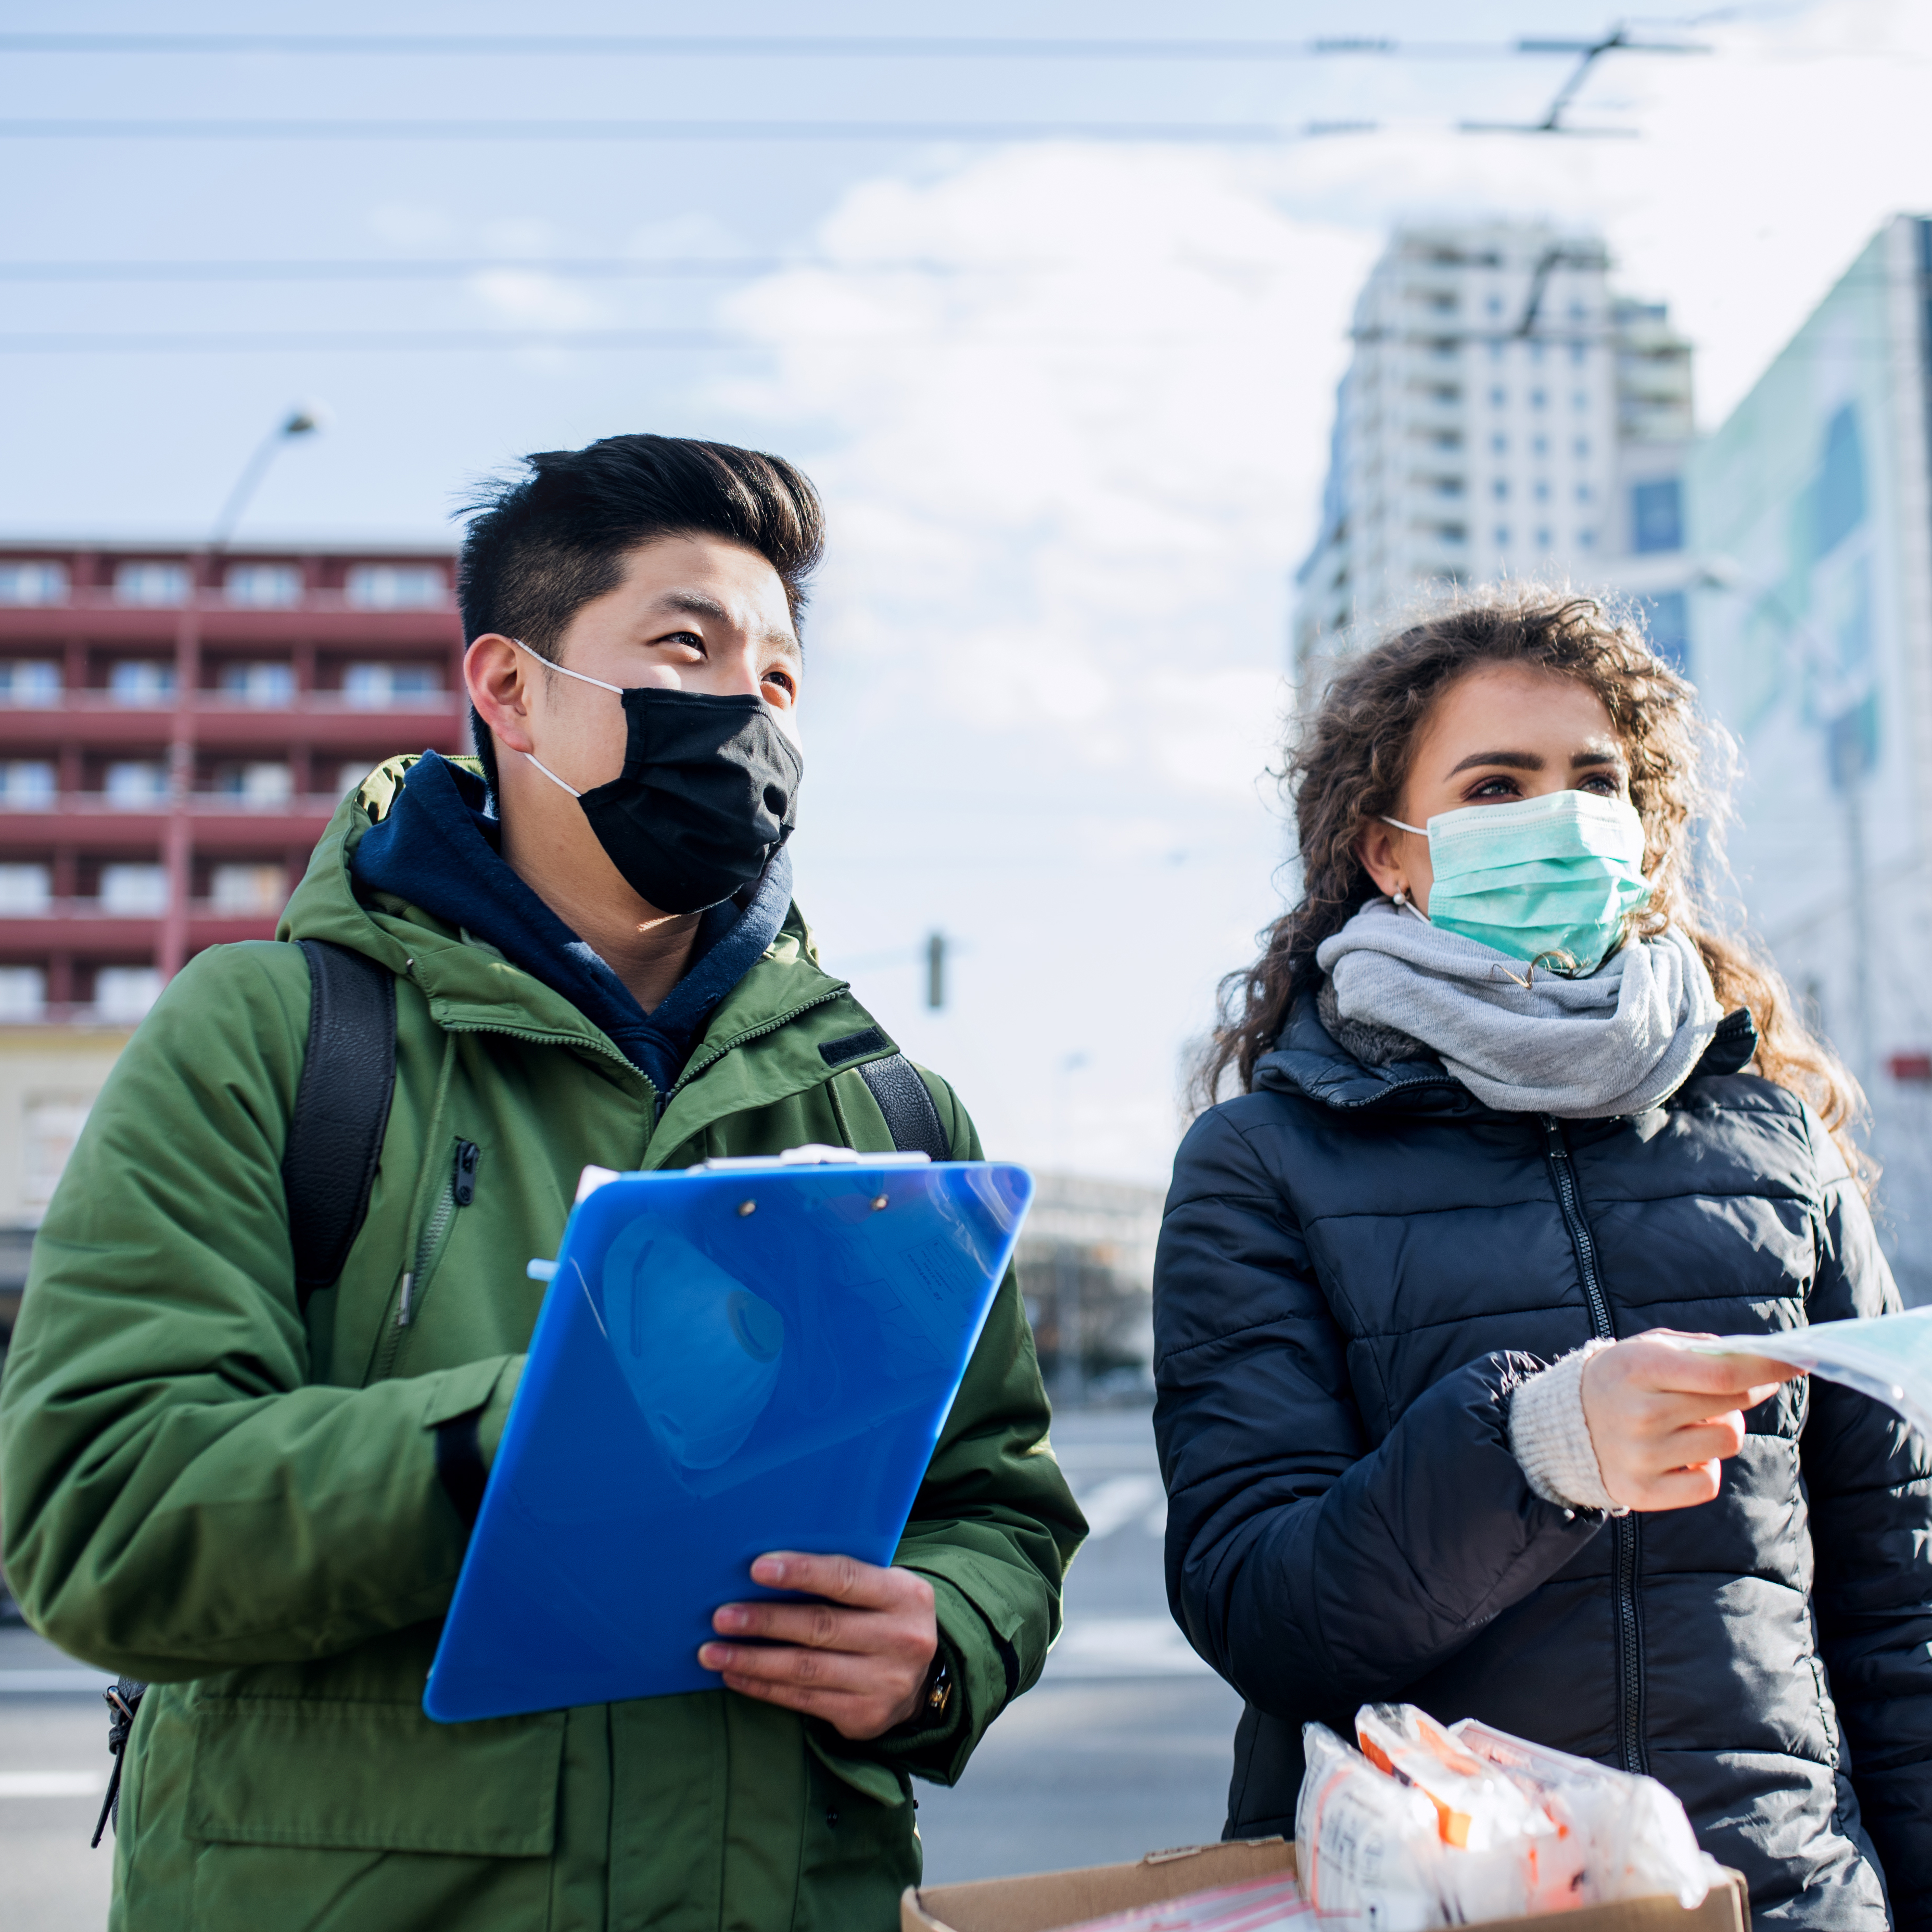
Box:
0 758 1086 1932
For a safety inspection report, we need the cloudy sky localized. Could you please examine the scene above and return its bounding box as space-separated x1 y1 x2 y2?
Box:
5 0 1929 1180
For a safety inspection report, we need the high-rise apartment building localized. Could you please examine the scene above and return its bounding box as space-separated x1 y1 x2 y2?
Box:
1292 223 1695 679
0 541 464 1256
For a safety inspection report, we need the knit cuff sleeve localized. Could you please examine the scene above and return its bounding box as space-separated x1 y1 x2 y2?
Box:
1508 1341 1626 1515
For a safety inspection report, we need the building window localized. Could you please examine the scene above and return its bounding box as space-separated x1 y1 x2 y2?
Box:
1535 527 1553 549
1492 479 1509 501
1632 477 1684 553
1533 480 1550 503
0 760 56 807
1486 294 1503 315
1572 390 1589 411
1530 389 1547 410
1574 437 1590 458
1575 482 1593 503
338 760 373 798
209 862 288 914
94 967 163 1023
0 660 61 705
346 564 446 609
1532 435 1548 456
213 761 294 804
0 969 49 1024
99 863 170 914
108 660 177 706
1490 387 1506 408
225 563 302 608
115 562 190 607
0 863 50 913
1578 528 1596 548
1495 526 1510 545
106 760 171 805
1530 342 1545 365
0 561 69 606
218 661 296 707
1491 434 1507 454
342 662 444 708
1570 342 1588 366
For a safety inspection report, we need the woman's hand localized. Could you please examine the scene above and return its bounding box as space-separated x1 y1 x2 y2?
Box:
700 1552 938 1739
1580 1331 1801 1511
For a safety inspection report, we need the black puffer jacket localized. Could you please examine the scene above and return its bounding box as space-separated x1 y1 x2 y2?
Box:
1154 998 1932 1928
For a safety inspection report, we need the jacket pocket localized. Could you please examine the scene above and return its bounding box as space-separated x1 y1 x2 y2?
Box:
186 1692 563 1856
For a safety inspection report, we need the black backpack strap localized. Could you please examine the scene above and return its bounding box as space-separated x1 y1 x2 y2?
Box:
856 1053 952 1161
283 939 397 1304
90 1678 144 1849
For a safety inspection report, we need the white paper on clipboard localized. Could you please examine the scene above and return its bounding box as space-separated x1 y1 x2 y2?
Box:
1687 1307 1932 1439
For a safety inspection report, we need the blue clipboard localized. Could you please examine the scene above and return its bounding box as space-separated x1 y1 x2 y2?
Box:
424 1149 1033 1724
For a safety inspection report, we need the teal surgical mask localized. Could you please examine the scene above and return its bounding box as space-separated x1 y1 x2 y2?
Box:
1381 789 1651 974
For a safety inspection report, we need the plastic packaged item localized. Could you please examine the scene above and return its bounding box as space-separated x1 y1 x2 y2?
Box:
1295 1721 1446 1930
1450 1718 1723 1909
1059 1873 1313 1931
1354 1705 1565 1919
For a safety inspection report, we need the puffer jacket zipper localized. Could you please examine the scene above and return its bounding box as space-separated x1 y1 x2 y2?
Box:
1542 1114 1647 1776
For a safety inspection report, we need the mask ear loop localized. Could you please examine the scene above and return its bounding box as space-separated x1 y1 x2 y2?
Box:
1378 815 1432 924
504 637 625 799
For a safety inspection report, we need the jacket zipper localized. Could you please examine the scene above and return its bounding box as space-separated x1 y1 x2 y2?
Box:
374 1139 478 1379
1542 1114 1646 1777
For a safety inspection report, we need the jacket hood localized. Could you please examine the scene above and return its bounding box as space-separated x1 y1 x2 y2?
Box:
277 755 853 1100
1254 990 1761 1118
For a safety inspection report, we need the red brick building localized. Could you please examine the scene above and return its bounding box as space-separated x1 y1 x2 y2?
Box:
0 541 466 1022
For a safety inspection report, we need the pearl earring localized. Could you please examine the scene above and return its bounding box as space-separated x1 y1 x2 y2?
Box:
1392 887 1410 909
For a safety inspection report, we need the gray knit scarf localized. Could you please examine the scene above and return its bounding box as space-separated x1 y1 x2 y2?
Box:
1314 899 1723 1118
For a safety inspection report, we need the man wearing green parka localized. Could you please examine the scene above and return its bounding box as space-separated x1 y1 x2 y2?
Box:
0 433 1086 1930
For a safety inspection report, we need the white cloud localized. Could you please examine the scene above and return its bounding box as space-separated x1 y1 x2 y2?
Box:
721 144 1375 800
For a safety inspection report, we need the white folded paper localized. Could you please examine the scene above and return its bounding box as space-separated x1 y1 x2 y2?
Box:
1688 1308 1932 1439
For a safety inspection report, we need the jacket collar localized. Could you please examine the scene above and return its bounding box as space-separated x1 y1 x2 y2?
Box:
1252 995 1473 1115
279 757 893 1139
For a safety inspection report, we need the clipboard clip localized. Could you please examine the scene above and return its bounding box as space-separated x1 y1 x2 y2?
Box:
692 1145 934 1173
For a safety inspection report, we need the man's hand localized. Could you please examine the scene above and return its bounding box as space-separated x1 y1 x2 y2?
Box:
1580 1330 1800 1512
699 1552 938 1740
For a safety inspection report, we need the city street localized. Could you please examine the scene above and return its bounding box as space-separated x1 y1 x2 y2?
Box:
0 1403 1241 1926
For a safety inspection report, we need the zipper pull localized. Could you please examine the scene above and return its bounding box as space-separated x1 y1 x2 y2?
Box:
396 1272 414 1327
452 1140 480 1207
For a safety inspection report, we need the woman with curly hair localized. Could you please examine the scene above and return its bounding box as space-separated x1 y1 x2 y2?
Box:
1153 591 1931 1926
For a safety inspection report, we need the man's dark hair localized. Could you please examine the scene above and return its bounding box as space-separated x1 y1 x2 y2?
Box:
457 433 824 798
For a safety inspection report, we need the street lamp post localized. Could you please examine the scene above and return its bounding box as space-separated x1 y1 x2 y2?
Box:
157 407 325 982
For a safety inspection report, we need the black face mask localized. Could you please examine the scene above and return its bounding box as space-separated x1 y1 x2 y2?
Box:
515 642 803 914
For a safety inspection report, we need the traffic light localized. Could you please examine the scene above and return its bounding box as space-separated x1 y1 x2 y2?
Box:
926 931 946 1010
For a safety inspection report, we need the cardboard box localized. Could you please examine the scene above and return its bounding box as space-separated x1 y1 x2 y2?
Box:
901 1837 1751 1932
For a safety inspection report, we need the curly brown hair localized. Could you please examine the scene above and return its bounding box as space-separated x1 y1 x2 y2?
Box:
1198 587 1867 1174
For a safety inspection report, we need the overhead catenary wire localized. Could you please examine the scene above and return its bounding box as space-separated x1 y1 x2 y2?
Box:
0 117 1386 144
0 31 1695 61
0 257 1025 282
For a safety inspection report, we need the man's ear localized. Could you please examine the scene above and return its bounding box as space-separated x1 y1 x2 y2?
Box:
1356 818 1407 900
465 634 538 756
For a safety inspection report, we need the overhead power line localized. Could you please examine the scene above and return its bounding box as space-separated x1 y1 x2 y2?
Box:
0 32 1691 61
0 117 1384 144
0 257 1005 283
0 329 741 353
